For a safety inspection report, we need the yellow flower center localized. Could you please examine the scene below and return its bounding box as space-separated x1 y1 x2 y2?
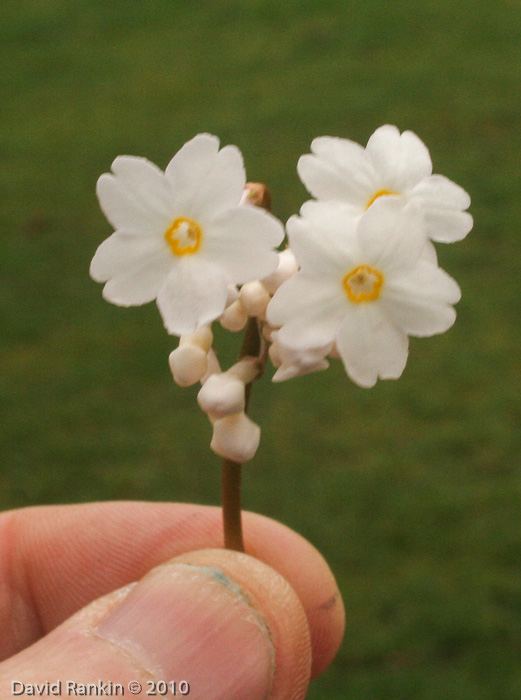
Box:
342 265 384 303
366 189 399 209
164 217 202 256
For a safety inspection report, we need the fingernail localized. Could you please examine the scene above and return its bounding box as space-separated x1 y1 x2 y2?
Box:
95 563 274 700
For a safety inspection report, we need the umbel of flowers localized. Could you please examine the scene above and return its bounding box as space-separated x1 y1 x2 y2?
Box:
91 127 472 548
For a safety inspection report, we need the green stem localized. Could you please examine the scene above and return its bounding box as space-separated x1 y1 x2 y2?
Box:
221 316 263 552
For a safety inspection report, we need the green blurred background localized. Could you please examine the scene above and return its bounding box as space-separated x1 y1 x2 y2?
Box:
2 0 521 696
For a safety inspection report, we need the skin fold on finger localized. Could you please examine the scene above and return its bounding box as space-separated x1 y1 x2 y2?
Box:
2 550 312 700
0 502 344 676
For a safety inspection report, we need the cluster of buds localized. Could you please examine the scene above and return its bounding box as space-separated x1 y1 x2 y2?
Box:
167 228 307 464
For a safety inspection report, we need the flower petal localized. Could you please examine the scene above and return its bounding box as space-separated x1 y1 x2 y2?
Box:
96 173 170 234
298 136 376 203
165 134 245 217
410 174 473 242
156 258 229 336
411 174 471 210
421 240 438 265
201 206 283 283
288 203 360 277
382 261 460 336
268 273 345 348
98 251 172 307
110 156 174 218
336 304 409 388
422 209 474 243
165 133 220 186
366 125 432 191
356 198 427 272
90 230 168 282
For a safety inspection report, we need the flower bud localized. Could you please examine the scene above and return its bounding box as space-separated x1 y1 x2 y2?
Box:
262 324 275 343
211 412 261 463
169 344 208 387
228 356 260 384
197 373 246 418
179 325 213 353
268 340 282 368
239 281 270 318
270 338 331 382
200 348 221 385
220 299 248 332
262 248 299 295
240 182 272 211
225 283 240 306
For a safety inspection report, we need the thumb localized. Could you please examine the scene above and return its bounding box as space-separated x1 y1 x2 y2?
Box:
2 549 312 700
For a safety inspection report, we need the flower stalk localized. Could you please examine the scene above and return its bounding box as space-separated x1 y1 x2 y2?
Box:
221 184 271 552
221 292 266 551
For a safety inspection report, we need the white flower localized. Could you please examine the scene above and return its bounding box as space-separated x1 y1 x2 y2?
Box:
297 124 473 243
267 198 461 388
90 134 284 336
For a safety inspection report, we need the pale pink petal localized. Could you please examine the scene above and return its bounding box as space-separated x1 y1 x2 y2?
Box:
356 198 426 272
366 125 432 191
156 258 229 336
336 304 409 388
201 207 283 283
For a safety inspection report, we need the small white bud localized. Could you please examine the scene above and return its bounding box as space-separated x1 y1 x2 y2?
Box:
268 340 282 368
226 284 240 306
239 182 271 210
262 248 299 295
179 325 213 353
200 348 221 385
239 280 270 318
228 356 259 384
262 324 275 343
197 373 246 418
169 344 208 387
211 412 261 463
220 299 248 332
271 339 331 382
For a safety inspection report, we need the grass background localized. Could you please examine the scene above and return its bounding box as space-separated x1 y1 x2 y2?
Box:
2 0 521 697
